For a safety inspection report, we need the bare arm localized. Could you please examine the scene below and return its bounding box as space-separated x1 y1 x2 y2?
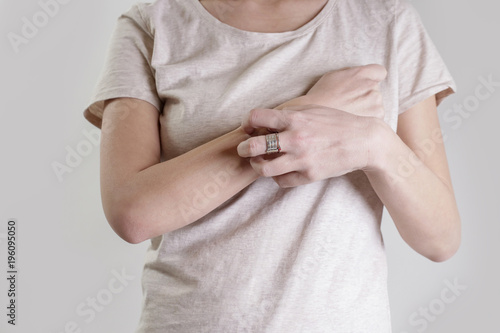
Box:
237 65 460 262
100 95 323 243
100 98 258 243
100 65 387 244
364 96 461 262
238 97 461 261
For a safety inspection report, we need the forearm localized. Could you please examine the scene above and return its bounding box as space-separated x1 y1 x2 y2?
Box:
364 120 461 261
236 67 460 261
108 75 379 243
108 127 259 243
106 93 320 243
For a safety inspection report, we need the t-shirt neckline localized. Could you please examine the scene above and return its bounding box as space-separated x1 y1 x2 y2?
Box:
187 0 337 42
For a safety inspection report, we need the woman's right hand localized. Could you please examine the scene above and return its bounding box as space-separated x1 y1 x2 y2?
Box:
277 64 387 119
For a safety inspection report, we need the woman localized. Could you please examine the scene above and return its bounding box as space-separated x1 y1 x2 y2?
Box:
83 0 461 331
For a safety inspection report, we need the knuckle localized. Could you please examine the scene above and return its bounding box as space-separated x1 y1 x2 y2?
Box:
290 131 308 150
248 138 261 154
260 164 274 177
275 178 289 188
279 110 290 127
361 64 388 81
303 169 316 182
248 108 261 124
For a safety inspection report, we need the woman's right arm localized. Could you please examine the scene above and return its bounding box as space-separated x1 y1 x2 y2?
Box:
100 97 259 243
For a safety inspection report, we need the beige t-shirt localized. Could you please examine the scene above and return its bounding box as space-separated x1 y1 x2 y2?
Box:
84 0 455 332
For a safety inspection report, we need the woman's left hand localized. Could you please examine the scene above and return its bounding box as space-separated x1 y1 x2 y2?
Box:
237 105 385 187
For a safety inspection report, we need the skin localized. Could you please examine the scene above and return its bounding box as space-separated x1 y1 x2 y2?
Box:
99 1 460 262
199 0 329 33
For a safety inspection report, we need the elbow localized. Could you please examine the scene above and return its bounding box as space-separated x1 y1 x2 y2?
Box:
426 245 459 263
107 211 147 244
103 198 150 244
103 189 185 243
425 226 462 263
117 224 147 245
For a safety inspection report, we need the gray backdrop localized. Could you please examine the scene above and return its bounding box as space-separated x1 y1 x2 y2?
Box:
0 0 498 332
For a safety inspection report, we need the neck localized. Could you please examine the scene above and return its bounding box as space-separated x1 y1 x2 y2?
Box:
199 0 329 33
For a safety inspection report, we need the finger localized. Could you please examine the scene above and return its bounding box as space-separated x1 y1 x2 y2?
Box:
357 89 385 119
273 172 313 188
361 64 388 81
249 154 299 178
237 131 291 158
241 108 290 134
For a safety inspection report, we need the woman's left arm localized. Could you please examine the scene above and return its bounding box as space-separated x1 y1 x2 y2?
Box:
364 95 461 262
238 95 461 262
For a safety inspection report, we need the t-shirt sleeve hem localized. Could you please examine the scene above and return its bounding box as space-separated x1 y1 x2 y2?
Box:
398 82 456 115
83 107 104 129
83 90 162 129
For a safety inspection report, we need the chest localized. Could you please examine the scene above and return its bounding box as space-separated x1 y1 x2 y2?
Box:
153 2 399 161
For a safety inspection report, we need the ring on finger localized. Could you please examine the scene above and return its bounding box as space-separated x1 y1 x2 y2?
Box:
265 132 281 154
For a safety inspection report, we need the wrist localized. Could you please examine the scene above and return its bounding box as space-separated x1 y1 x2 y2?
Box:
362 117 396 174
275 95 313 110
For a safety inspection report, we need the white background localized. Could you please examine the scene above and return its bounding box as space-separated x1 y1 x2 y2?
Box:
0 0 498 332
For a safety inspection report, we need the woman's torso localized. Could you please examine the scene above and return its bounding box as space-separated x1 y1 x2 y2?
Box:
136 0 398 331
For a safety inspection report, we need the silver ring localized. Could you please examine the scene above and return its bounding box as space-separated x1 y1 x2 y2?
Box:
265 133 281 154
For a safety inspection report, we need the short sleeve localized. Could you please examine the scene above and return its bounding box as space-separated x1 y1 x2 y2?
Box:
83 4 161 129
396 0 456 114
